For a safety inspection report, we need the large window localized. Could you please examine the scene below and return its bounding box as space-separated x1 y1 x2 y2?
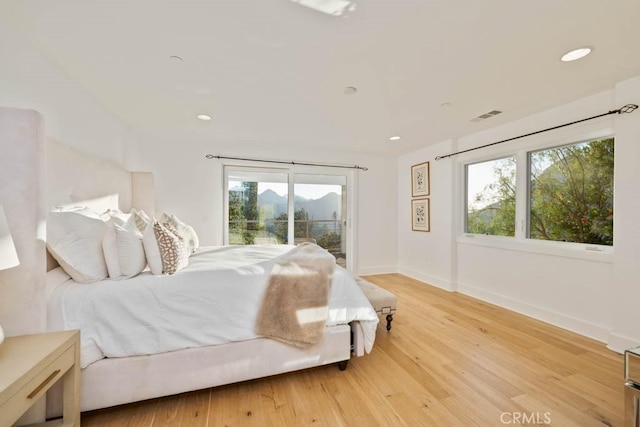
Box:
465 157 516 236
529 138 614 245
464 136 614 246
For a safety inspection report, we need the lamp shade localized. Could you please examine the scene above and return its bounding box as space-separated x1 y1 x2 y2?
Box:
0 205 19 270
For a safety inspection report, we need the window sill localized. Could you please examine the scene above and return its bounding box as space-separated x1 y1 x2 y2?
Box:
456 234 613 264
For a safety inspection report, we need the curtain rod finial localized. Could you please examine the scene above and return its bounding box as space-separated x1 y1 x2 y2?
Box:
205 154 215 159
620 104 638 114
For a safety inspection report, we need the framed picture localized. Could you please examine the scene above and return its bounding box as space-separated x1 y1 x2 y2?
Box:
411 161 430 197
411 198 430 232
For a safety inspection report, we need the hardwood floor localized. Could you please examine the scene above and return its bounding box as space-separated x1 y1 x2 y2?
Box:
81 274 624 426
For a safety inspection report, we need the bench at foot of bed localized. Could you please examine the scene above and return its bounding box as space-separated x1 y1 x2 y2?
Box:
356 278 397 331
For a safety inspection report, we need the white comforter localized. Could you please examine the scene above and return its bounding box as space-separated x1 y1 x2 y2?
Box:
47 245 379 368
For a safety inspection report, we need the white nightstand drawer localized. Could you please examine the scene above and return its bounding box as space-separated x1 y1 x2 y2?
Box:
0 340 74 426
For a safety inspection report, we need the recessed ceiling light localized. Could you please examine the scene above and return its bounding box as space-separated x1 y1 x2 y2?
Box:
169 55 183 63
197 114 212 121
389 136 401 141
561 47 592 62
292 0 357 17
440 102 452 109
343 86 357 95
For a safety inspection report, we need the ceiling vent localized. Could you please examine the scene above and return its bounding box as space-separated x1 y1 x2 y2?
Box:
470 110 502 122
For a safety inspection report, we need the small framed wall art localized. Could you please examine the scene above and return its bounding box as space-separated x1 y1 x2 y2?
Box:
411 161 430 197
411 198 430 232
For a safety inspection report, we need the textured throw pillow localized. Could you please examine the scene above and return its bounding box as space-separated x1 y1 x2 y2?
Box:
153 221 189 275
47 207 109 283
160 213 199 254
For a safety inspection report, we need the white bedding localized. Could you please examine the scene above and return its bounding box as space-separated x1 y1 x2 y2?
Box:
47 245 378 368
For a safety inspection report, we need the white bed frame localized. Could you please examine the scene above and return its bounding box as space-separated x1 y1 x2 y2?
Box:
48 325 352 413
42 129 365 416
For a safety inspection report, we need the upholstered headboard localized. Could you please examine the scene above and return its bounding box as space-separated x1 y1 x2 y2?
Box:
0 107 46 337
47 140 133 212
47 140 155 214
45 141 155 271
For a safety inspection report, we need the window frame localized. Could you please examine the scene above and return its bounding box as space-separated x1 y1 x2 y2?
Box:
464 155 518 237
457 129 615 263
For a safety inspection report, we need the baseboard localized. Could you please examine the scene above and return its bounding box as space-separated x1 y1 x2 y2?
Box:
356 266 398 276
607 332 639 354
457 281 610 345
396 267 456 292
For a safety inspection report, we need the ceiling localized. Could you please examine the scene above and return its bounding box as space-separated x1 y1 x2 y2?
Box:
4 0 640 155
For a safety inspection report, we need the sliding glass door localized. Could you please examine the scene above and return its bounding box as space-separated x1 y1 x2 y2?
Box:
294 174 347 267
224 167 352 269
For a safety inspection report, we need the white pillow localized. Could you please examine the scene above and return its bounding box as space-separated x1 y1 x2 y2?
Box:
142 221 163 275
115 222 147 278
131 208 152 232
47 208 109 283
102 216 147 279
129 209 162 275
103 209 132 224
102 222 122 279
116 220 146 278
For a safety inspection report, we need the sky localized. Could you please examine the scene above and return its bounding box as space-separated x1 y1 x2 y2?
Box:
229 181 341 200
466 158 515 210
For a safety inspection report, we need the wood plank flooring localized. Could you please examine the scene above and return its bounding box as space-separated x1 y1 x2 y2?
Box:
80 274 624 426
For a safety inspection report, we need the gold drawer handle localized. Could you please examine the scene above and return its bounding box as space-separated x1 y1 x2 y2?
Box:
28 369 61 399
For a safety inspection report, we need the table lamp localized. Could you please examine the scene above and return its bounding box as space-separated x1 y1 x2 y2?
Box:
0 205 20 345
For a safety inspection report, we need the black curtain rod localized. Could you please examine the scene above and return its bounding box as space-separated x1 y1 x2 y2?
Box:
435 103 638 161
205 154 368 171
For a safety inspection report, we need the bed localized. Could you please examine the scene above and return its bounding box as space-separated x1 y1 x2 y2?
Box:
41 138 378 416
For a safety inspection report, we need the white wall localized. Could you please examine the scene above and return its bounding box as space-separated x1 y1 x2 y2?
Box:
610 75 640 351
127 136 398 275
397 140 456 290
397 79 640 349
0 19 131 165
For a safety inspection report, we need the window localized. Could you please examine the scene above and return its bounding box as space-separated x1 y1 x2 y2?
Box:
529 138 614 245
464 136 614 247
465 156 516 236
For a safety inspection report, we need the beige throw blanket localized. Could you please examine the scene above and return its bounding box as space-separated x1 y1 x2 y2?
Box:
255 243 336 348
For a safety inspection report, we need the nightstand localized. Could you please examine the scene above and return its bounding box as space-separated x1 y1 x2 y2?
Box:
0 330 80 426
